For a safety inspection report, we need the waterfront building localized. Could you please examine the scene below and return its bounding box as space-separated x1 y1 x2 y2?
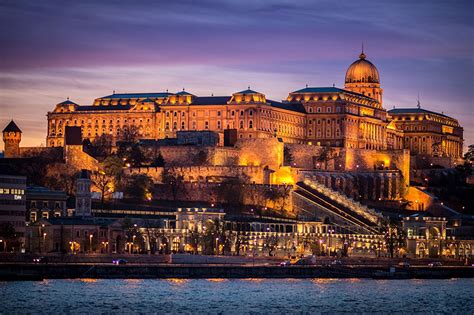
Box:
0 166 27 251
27 217 124 254
26 186 68 223
403 215 473 259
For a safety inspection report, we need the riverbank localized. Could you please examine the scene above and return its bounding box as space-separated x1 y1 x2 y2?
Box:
0 263 473 280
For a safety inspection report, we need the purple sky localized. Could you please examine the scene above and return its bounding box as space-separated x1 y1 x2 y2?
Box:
1 0 473 151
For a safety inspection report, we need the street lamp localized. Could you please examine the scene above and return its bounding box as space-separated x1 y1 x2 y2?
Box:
215 238 219 255
132 235 136 254
0 239 5 252
89 234 93 253
328 229 335 256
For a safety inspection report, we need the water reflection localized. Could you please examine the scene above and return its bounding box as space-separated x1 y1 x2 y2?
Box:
1 279 472 314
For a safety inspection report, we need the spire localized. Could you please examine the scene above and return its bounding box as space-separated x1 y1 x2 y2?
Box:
359 41 366 59
417 92 421 109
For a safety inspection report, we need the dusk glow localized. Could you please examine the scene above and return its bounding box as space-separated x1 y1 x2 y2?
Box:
1 0 472 149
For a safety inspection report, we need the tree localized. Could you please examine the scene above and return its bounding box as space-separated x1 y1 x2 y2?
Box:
187 226 201 254
91 156 124 205
152 152 165 167
283 146 294 166
0 223 17 252
463 144 474 163
124 174 154 200
381 220 406 258
85 134 113 161
45 163 80 195
195 150 209 166
162 167 185 201
215 178 245 207
316 145 335 170
201 218 227 255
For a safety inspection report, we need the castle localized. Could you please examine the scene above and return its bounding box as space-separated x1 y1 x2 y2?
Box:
3 50 463 166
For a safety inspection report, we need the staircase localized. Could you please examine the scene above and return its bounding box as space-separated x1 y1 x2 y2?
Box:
295 179 383 234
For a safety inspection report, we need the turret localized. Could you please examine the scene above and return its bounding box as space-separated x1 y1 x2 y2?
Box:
75 169 92 217
2 120 22 158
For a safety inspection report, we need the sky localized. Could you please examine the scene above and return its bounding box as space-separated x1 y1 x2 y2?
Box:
0 0 473 151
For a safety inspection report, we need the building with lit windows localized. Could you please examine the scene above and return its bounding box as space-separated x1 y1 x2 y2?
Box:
44 51 405 151
388 107 463 166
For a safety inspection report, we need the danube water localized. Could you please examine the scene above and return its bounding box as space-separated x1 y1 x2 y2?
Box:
1 278 473 314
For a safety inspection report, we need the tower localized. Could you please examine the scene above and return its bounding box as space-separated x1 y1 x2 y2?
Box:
2 120 22 158
344 49 383 106
75 169 92 217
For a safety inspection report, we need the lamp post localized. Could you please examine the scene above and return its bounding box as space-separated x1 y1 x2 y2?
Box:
43 233 47 253
328 229 335 256
132 235 136 254
89 234 93 253
0 239 5 252
215 238 219 255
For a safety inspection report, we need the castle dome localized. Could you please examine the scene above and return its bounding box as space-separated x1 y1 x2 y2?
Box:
345 52 380 84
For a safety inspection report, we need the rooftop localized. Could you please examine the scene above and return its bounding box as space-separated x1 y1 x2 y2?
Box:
99 92 173 99
388 107 454 119
2 120 22 133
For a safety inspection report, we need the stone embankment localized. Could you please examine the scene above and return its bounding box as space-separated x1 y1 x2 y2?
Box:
0 264 472 280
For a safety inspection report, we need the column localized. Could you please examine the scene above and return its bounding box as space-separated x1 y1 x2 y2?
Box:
385 173 392 200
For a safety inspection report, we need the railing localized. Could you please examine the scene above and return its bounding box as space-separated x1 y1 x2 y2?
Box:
301 179 383 224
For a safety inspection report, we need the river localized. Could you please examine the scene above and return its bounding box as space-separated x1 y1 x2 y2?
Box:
1 278 473 314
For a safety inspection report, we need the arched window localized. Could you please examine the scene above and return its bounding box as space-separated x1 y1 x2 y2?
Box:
240 120 244 129
249 120 253 129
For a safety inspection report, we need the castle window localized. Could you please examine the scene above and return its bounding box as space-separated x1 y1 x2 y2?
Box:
249 120 253 129
217 111 221 117
166 112 170 117
239 120 244 129
309 107 313 113
165 122 170 130
192 112 196 117
231 111 235 116
181 121 185 129
173 122 177 130
182 112 185 117
217 121 221 129
317 120 321 124
309 120 312 125
192 121 196 129
240 110 244 116
205 121 209 129
174 112 177 117
327 107 331 113
249 110 253 116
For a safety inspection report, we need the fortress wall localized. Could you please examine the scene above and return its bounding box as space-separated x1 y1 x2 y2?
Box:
235 138 284 170
126 165 267 184
154 146 239 166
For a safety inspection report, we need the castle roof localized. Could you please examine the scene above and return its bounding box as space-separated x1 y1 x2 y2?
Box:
2 120 22 133
190 96 232 105
236 89 260 94
268 100 306 113
57 99 78 106
292 87 344 94
388 108 453 119
100 92 172 99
